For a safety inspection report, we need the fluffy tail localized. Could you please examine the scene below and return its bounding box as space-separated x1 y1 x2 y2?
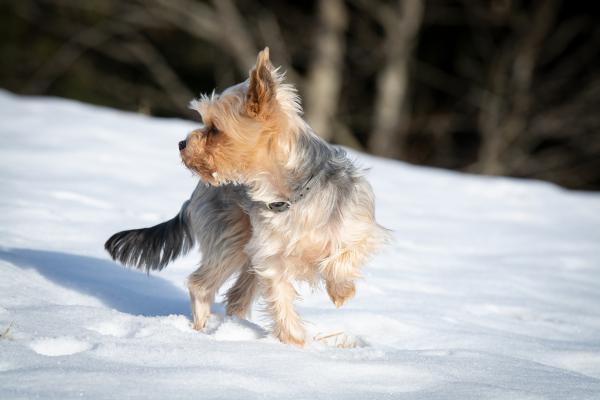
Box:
105 203 194 272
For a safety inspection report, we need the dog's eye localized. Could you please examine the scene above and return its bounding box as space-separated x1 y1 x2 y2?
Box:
206 125 220 136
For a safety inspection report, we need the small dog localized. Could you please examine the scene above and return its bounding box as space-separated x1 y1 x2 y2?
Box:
105 48 388 346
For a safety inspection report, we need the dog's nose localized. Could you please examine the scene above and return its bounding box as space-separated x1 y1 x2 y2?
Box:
178 140 187 151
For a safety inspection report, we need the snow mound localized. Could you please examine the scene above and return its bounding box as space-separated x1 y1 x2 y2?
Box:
29 337 92 357
1 89 600 399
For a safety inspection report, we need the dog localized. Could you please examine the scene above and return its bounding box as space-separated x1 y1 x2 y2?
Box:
105 48 389 346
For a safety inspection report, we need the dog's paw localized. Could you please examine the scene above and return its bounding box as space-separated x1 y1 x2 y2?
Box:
273 321 306 347
277 331 305 348
326 280 356 308
191 317 208 331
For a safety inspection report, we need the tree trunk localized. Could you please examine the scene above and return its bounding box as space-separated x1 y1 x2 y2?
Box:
304 0 348 141
368 0 423 158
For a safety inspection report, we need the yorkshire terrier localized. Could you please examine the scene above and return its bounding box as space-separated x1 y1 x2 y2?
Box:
105 48 388 346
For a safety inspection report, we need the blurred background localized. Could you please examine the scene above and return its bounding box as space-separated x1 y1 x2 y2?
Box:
1 0 599 190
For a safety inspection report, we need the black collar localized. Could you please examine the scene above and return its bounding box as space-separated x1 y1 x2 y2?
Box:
266 174 314 213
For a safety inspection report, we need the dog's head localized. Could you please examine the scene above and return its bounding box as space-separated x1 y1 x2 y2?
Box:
180 47 302 185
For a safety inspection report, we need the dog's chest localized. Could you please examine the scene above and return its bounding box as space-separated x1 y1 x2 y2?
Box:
254 207 334 263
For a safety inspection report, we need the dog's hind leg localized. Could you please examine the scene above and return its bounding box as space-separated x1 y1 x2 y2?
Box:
188 252 248 330
187 193 251 331
225 260 258 318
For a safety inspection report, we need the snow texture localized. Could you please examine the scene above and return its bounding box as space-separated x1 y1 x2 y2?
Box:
1 89 600 399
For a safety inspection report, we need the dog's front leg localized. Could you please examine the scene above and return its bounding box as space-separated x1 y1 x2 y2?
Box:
256 258 305 347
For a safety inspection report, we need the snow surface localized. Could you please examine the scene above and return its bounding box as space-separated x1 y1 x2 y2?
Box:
1 89 600 399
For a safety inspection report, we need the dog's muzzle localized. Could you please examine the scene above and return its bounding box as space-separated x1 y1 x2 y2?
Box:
178 140 187 151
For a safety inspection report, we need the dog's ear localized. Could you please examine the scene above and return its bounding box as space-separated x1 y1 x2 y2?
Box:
246 47 275 118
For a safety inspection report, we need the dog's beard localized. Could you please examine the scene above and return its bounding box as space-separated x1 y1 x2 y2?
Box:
187 164 243 187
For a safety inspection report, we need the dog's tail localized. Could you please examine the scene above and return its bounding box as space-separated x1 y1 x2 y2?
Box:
104 201 195 272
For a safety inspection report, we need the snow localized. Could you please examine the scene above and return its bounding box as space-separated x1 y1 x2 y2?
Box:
1 89 600 398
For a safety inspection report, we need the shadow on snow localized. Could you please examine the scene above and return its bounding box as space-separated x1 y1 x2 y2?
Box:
0 247 190 317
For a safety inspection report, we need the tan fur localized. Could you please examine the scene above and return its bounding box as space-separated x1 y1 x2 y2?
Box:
179 48 388 346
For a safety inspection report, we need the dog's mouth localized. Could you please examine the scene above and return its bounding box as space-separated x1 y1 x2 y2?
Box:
179 144 221 186
178 140 190 165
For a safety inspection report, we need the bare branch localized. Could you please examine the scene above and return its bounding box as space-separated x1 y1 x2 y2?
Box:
22 20 126 93
211 0 257 71
475 0 560 175
256 10 303 87
121 33 195 112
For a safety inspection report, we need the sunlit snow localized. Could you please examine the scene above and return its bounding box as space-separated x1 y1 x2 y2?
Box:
1 90 600 399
